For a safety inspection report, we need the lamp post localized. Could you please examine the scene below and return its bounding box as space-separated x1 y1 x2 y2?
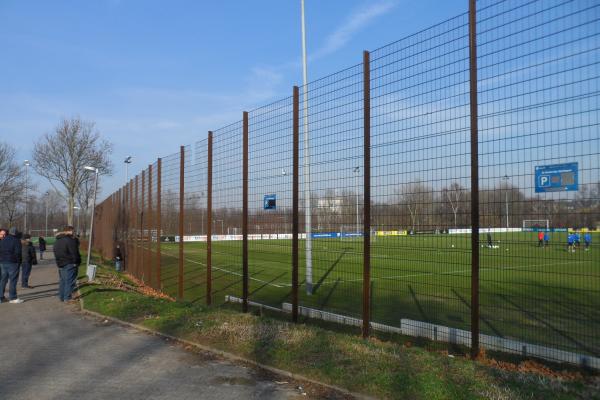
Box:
44 192 49 237
73 206 81 234
502 175 510 229
300 0 313 295
124 156 132 182
84 166 99 268
24 160 30 234
353 166 360 234
281 169 288 233
199 191 205 235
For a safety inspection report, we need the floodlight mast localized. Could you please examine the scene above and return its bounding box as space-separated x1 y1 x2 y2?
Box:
73 206 81 234
301 0 313 295
124 156 132 182
503 175 510 228
24 160 30 234
354 166 360 234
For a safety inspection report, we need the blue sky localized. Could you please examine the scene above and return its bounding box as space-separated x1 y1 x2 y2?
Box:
0 0 468 197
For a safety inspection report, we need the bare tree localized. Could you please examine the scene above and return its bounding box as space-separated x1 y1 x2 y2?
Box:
398 181 433 232
0 142 24 198
2 190 22 227
33 118 113 225
0 142 27 227
443 182 465 228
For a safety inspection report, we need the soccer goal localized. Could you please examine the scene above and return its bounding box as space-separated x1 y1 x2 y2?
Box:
522 219 550 230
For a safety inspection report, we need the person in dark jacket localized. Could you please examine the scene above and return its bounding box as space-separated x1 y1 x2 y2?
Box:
0 227 24 303
20 234 38 288
38 236 47 260
114 243 123 272
54 226 81 302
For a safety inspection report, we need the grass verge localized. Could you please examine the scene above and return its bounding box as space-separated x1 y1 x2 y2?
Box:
77 258 600 400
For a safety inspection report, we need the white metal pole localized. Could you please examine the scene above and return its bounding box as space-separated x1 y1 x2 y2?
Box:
505 191 509 229
301 0 313 295
503 175 509 229
76 208 80 234
86 170 99 267
24 162 29 234
355 167 360 234
45 194 48 237
126 163 129 183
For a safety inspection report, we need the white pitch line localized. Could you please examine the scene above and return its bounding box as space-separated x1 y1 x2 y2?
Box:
160 250 287 288
311 259 593 287
157 247 594 290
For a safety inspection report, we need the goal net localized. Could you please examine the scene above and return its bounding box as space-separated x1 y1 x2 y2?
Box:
522 219 550 230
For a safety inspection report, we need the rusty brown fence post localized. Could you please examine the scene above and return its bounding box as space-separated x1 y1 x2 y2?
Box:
156 158 162 291
135 175 140 278
362 50 371 339
242 111 249 313
148 164 153 288
130 179 134 275
292 86 300 323
125 182 129 271
141 170 146 282
469 0 481 359
207 132 213 306
178 146 185 300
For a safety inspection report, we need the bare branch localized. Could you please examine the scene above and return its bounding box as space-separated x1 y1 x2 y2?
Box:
33 117 113 225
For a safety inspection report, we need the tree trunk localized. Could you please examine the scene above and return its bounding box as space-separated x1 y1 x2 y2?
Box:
67 194 75 226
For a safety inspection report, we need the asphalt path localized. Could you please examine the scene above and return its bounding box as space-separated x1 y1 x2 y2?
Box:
0 250 305 400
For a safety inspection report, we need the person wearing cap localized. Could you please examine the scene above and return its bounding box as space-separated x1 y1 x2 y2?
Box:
20 233 38 288
0 227 24 303
53 225 81 302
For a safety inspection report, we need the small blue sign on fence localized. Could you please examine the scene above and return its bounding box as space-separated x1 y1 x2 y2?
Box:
535 162 578 193
264 194 276 210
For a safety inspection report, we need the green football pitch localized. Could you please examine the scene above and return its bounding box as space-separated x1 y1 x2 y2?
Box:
155 232 599 357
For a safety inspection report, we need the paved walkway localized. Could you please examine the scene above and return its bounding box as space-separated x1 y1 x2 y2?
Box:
0 250 303 400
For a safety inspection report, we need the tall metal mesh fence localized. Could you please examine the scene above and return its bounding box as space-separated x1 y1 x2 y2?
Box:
369 11 472 341
183 141 208 302
476 0 600 359
210 122 244 306
247 98 295 309
159 150 181 297
297 63 366 319
92 0 600 368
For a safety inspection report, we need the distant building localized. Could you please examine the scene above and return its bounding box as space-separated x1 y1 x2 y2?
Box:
317 198 343 214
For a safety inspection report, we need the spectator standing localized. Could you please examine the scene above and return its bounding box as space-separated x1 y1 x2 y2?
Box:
0 227 24 303
20 234 37 288
53 226 81 302
38 236 47 260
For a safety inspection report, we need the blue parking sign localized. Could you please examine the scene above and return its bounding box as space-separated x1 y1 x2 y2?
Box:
535 163 578 193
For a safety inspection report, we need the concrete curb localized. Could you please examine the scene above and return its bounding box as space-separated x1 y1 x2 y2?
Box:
77 306 377 400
